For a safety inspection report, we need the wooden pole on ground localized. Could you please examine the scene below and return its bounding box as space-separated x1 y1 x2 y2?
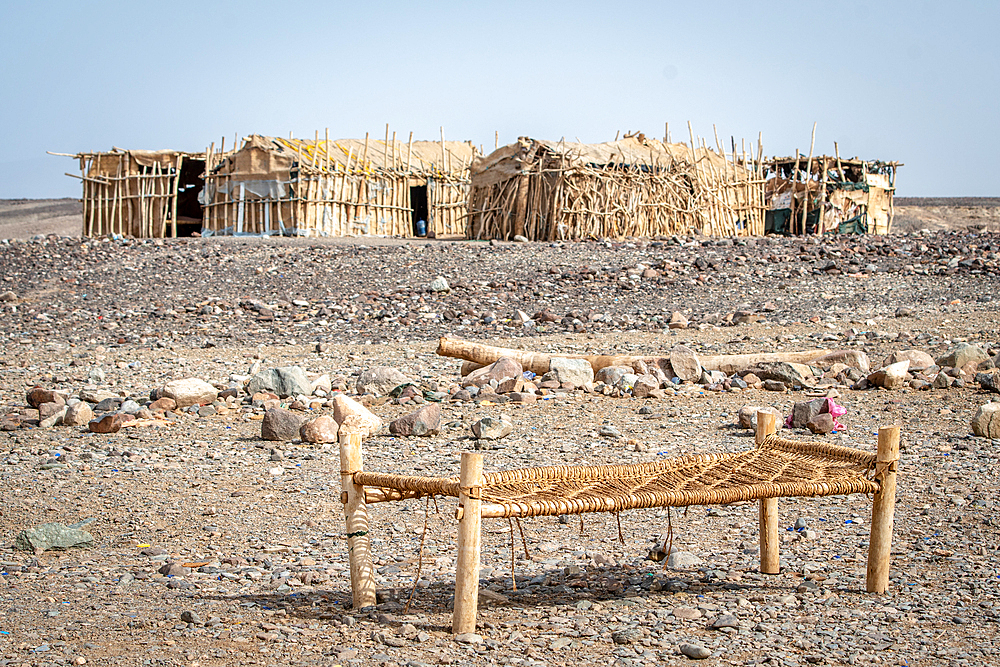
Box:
453 451 484 635
756 410 779 574
866 425 900 593
339 423 376 609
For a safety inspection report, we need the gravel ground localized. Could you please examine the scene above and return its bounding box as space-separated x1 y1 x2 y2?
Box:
0 231 999 667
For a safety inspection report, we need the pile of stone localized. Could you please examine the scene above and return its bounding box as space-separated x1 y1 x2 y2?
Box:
861 343 998 391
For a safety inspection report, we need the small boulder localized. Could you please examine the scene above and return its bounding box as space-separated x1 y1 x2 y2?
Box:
26 387 64 409
670 345 701 382
680 643 712 660
247 366 313 399
976 371 1000 394
356 366 410 396
63 402 94 426
882 349 935 372
932 372 953 389
299 415 339 444
332 395 382 438
148 397 177 413
791 398 828 428
971 402 1000 439
39 405 67 428
89 413 135 434
162 378 218 408
389 403 441 437
261 408 307 442
867 360 910 390
472 416 513 440
752 362 810 388
15 522 94 552
595 365 632 386
465 357 523 392
936 343 989 370
548 357 594 388
632 374 661 398
427 276 450 293
806 413 836 434
668 311 688 329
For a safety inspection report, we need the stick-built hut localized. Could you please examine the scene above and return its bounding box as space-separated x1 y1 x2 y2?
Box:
200 132 478 238
763 153 901 235
466 133 766 240
66 149 210 238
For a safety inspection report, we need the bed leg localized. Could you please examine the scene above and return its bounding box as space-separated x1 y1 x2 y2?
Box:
756 411 780 574
453 451 484 635
866 425 900 593
340 425 376 609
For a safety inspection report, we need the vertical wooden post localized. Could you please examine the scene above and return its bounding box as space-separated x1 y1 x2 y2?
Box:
339 425 376 609
866 425 900 593
453 451 484 635
756 410 780 574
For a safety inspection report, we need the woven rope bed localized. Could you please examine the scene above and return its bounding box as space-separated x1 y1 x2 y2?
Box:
337 412 901 634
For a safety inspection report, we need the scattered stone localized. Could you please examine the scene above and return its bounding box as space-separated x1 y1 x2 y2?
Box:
791 398 829 428
247 366 312 399
762 379 786 392
667 551 703 568
971 402 1000 439
356 366 410 396
26 387 63 408
670 345 701 382
752 361 809 388
332 395 382 438
62 402 93 426
15 522 94 552
299 415 339 443
160 377 217 408
680 643 712 659
261 408 307 441
672 607 703 620
611 627 642 644
936 343 989 370
976 371 1000 393
389 403 441 437
711 613 740 629
472 416 513 440
868 360 910 390
632 374 661 398
548 357 594 388
148 397 177 412
465 357 523 392
882 349 935 371
88 413 135 434
737 405 782 430
595 365 632 386
668 311 688 329
454 632 482 645
39 405 67 428
428 276 450 293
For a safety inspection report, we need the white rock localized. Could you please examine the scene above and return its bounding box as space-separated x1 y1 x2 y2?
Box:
162 377 218 408
867 360 910 390
548 357 594 388
332 395 382 438
670 345 701 382
971 402 1000 439
428 276 450 293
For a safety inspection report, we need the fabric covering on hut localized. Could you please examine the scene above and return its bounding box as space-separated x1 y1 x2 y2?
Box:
466 134 766 240
70 149 208 238
763 156 901 235
200 134 477 238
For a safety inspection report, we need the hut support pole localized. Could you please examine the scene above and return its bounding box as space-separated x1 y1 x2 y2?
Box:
866 425 900 593
453 451 484 635
755 410 780 574
339 426 376 609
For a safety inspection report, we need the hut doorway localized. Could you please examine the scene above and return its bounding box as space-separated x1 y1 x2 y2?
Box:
174 158 205 237
410 184 428 236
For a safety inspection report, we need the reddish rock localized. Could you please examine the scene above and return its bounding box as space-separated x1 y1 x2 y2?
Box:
465 357 524 393
26 387 63 409
261 408 307 442
389 403 441 437
38 401 66 420
148 397 177 413
807 413 836 434
89 413 135 434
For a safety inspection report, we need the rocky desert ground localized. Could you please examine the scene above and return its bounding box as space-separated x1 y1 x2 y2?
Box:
0 199 999 667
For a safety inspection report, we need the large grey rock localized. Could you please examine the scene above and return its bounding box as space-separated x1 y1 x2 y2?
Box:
548 357 594 388
936 343 989 370
261 408 307 442
247 367 312 399
670 345 701 382
667 550 703 568
976 371 1000 394
465 357 523 392
162 378 218 408
355 366 410 396
791 398 828 428
971 402 1000 439
389 403 441 437
595 365 632 386
15 522 94 552
751 362 809 388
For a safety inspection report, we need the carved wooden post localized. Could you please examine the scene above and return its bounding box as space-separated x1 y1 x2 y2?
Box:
866 425 900 593
453 452 484 634
340 423 376 609
756 410 780 574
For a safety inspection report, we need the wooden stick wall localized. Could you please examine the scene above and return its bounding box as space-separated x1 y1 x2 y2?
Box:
76 153 181 238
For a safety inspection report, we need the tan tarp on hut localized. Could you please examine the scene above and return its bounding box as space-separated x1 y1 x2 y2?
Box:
72 149 208 238
763 156 900 235
200 135 478 238
466 135 766 241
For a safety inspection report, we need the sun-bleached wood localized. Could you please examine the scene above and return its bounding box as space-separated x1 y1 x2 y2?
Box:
340 425 376 609
866 425 900 593
756 410 780 574
453 452 484 635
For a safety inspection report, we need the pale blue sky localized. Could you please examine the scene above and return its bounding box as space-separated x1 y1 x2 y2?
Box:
1 1 996 197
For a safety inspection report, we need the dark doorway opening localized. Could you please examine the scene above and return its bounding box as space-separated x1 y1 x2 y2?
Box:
174 158 205 237
410 185 428 236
